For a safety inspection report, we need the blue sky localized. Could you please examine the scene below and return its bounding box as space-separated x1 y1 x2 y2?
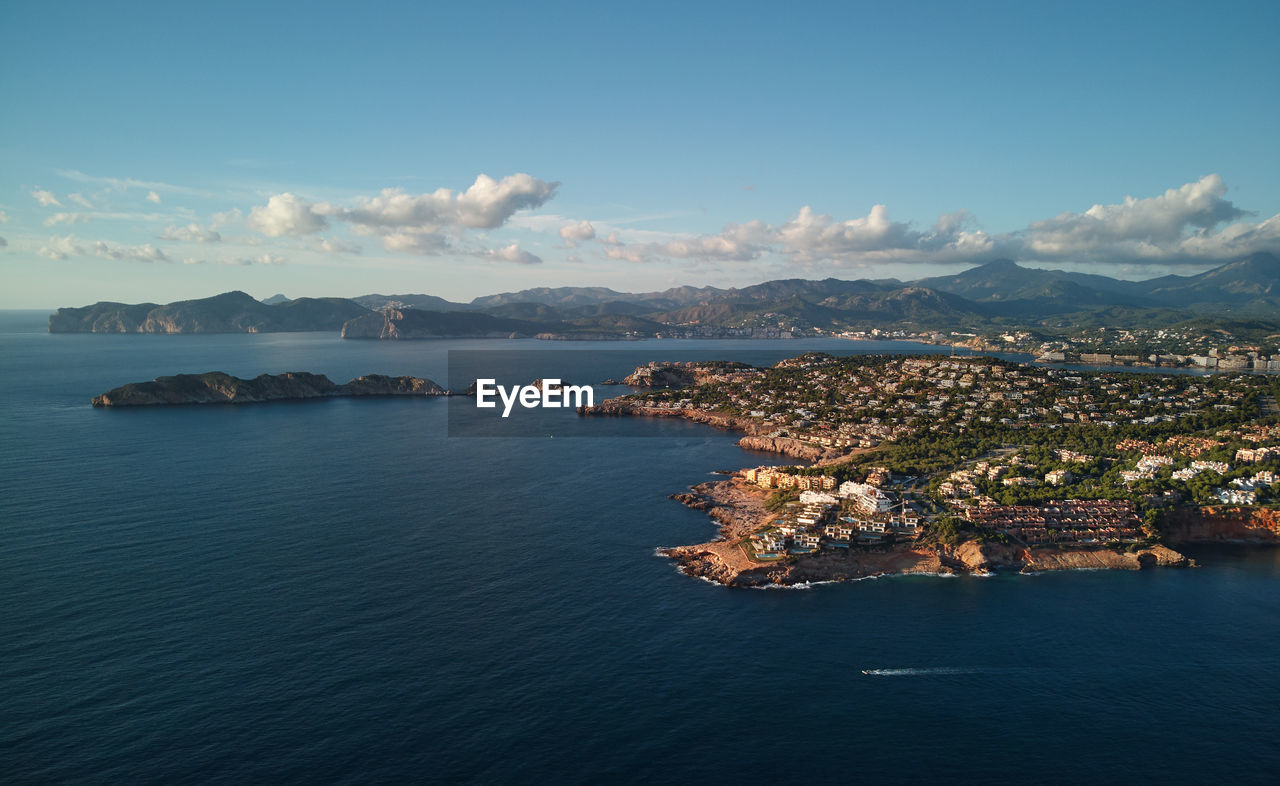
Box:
2 0 1278 307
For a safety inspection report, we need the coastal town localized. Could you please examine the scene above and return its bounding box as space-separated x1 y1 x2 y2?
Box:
652 322 1280 374
584 354 1280 582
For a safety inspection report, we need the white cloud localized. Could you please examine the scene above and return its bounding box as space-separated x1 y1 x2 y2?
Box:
68 193 94 208
195 254 285 266
38 236 82 260
775 205 928 261
604 221 772 263
39 235 170 263
146 191 162 204
455 174 558 229
246 193 329 236
477 243 543 265
382 231 450 255
559 220 596 246
31 189 62 207
211 208 243 228
248 174 558 260
316 188 455 233
594 175 1274 268
316 236 361 254
56 169 213 199
0 210 8 223
160 223 222 243
1009 174 1259 263
43 212 91 227
89 240 169 263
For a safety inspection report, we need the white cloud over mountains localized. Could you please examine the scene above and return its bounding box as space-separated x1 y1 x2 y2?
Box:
603 221 772 263
1011 174 1258 263
246 173 559 263
21 170 1277 275
39 235 169 263
477 244 542 265
593 175 1280 267
247 193 329 237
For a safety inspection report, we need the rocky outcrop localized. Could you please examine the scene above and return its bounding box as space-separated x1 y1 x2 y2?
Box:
670 492 712 510
623 364 702 388
1162 506 1280 544
660 477 1195 587
341 374 448 397
944 540 1190 572
51 291 370 333
736 435 830 462
620 361 751 388
92 371 446 406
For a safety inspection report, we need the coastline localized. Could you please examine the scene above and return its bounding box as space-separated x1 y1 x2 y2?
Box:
661 478 1194 587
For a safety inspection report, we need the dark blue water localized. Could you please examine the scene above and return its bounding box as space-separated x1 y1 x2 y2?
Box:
3 311 1279 783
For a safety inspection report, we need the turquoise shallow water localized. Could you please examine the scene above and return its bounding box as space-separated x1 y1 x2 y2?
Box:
2 311 1279 783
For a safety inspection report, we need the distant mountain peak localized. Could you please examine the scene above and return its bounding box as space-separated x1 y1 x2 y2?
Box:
974 258 1021 271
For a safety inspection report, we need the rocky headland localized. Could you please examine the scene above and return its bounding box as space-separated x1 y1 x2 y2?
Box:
51 291 370 334
91 371 447 407
662 477 1195 587
620 361 752 388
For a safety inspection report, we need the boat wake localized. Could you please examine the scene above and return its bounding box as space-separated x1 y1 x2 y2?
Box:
861 667 987 677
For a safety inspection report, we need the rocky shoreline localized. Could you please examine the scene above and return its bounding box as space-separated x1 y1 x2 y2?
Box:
661 477 1198 587
582 397 848 461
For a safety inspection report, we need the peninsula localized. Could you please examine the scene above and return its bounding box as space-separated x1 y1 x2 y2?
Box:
583 354 1280 586
91 371 447 407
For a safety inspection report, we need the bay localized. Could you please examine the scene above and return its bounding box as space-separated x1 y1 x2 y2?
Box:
2 310 1278 784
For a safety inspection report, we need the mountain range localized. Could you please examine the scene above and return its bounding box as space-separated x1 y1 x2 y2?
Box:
48 253 1280 338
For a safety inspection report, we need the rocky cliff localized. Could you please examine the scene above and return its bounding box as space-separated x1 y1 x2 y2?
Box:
943 541 1190 572
92 371 447 406
736 435 831 461
662 478 1195 587
1162 506 1280 544
51 291 370 333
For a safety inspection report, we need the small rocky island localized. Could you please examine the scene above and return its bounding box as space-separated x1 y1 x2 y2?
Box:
92 371 447 407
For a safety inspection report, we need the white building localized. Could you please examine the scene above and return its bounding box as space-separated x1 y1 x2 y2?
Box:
838 481 893 513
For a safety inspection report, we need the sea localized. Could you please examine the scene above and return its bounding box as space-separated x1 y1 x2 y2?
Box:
2 309 1279 784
